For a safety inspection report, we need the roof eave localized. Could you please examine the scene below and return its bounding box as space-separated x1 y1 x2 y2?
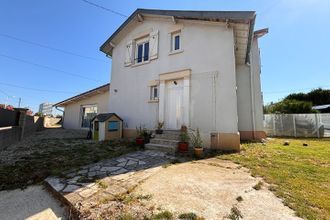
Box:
100 9 256 56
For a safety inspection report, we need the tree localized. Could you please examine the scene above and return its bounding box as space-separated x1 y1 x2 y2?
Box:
284 88 330 106
264 99 317 114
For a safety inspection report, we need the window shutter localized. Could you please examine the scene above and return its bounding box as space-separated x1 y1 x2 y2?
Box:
149 30 159 60
124 40 133 66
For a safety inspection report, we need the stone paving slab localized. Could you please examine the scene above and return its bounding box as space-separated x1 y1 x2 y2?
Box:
44 150 175 218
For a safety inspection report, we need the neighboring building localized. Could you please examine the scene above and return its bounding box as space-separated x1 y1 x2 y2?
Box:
100 9 267 150
39 102 53 116
54 84 110 129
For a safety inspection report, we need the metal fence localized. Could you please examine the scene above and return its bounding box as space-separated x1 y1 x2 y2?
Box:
264 113 330 138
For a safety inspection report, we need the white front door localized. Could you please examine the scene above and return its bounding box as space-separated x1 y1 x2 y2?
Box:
165 79 183 129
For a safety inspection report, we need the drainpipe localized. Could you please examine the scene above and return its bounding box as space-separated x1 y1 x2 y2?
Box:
247 54 256 140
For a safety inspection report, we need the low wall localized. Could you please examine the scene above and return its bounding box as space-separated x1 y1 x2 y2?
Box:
0 108 19 127
0 126 20 150
0 109 52 148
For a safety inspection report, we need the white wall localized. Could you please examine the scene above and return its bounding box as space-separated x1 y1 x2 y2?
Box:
236 38 264 132
109 17 238 135
63 91 109 129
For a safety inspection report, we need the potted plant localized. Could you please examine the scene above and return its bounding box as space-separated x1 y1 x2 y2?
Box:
135 125 145 146
178 128 189 153
181 124 188 133
155 121 164 134
190 128 203 158
143 129 153 144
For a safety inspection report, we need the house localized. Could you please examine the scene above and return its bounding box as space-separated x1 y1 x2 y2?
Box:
100 9 267 150
54 83 110 129
91 113 123 141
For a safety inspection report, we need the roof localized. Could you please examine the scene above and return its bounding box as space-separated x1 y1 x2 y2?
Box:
100 8 256 64
92 113 123 122
312 104 330 110
54 83 109 107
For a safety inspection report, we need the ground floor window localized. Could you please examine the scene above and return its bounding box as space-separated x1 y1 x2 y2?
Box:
150 86 159 100
81 105 97 128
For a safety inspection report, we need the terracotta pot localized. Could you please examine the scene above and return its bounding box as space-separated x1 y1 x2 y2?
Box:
135 137 144 146
178 142 189 153
194 147 203 158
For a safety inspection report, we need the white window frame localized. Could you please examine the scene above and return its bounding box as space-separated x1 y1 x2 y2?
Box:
150 86 159 101
171 31 181 52
135 37 149 64
80 104 97 129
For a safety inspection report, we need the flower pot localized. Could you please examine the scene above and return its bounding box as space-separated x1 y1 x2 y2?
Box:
194 147 203 158
155 129 163 134
178 142 189 153
135 137 144 146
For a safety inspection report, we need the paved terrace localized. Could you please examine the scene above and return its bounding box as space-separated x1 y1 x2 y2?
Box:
45 150 175 219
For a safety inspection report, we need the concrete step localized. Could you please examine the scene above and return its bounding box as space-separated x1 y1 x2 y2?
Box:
145 143 176 154
162 129 180 134
154 132 181 140
150 138 179 147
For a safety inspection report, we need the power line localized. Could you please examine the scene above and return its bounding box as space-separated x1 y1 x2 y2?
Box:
0 53 103 82
0 33 106 63
0 82 78 94
81 0 128 17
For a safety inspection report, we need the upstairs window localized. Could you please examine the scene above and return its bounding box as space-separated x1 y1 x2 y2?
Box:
171 32 181 51
135 39 149 63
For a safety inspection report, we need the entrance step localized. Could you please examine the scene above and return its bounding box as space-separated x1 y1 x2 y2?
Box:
150 138 179 147
145 143 176 154
155 130 181 140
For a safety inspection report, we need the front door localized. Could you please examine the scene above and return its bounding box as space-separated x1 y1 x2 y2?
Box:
165 79 183 129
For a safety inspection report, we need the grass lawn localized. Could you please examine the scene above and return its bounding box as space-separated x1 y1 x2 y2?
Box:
218 138 330 220
0 137 139 191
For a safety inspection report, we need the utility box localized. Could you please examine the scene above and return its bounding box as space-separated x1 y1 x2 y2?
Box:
91 113 123 141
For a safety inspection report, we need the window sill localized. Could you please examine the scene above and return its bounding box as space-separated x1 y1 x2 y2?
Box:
169 49 184 56
148 100 159 103
131 60 150 67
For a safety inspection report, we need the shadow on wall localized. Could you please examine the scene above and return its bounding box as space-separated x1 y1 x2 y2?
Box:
0 108 48 149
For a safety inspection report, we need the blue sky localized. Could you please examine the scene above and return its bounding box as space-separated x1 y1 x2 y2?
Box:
0 0 329 113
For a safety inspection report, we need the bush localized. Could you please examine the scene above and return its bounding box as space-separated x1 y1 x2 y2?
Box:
264 99 317 114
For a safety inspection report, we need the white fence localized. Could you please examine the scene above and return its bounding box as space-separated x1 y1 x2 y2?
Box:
264 114 330 138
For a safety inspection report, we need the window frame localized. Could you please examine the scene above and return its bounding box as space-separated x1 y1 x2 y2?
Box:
150 86 159 101
108 121 119 132
171 31 181 52
80 104 97 128
135 37 150 64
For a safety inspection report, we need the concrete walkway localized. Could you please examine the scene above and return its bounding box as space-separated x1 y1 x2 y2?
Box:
0 185 67 220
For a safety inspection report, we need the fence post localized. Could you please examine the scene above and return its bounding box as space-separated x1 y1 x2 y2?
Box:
272 115 276 136
293 114 297 137
315 114 320 138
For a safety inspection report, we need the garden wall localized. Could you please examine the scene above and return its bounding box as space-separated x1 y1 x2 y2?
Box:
0 108 46 149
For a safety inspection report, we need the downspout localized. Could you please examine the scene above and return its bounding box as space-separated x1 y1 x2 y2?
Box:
247 53 256 140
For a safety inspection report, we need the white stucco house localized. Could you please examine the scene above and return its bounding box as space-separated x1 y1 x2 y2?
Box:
54 83 110 129
100 9 267 150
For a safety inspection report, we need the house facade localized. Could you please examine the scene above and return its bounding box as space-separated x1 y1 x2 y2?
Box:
55 83 110 129
100 9 267 150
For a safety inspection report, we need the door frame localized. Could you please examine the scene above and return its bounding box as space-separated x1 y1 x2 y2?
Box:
158 69 191 128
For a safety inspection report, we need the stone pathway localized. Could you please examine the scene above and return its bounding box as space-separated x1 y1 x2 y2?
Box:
44 150 175 218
